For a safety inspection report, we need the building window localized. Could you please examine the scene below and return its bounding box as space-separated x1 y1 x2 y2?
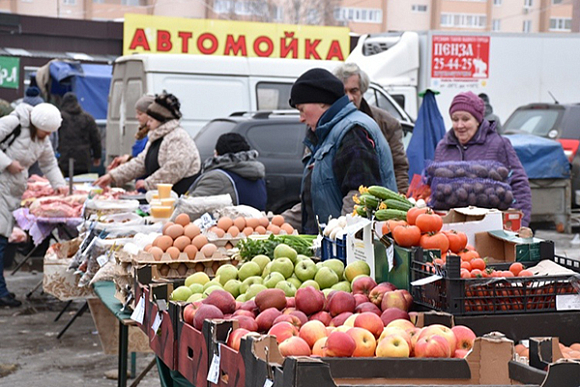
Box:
63 0 76 4
440 13 486 28
213 0 268 16
412 5 427 12
523 20 532 32
494 0 502 5
549 17 571 31
335 7 382 23
552 0 563 4
524 0 532 8
93 0 105 3
121 0 143 5
492 19 501 31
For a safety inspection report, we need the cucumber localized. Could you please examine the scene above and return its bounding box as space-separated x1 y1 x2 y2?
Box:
383 199 414 211
354 205 368 217
359 194 380 209
368 185 411 205
374 209 408 221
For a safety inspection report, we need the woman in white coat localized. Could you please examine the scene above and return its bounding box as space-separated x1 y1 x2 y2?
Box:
0 103 67 307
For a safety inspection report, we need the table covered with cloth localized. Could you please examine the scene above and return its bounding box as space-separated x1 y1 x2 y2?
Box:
13 207 82 246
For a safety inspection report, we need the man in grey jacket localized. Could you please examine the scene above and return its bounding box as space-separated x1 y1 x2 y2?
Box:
333 63 409 193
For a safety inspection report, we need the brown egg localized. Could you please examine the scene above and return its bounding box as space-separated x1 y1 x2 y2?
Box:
143 244 152 252
268 224 281 235
227 226 240 237
174 213 191 227
280 223 294 235
200 243 218 258
158 264 170 276
155 235 174 252
271 215 285 226
166 246 181 260
225 242 234 249
194 262 205 272
254 225 267 235
162 222 175 234
242 227 254 236
209 226 225 238
192 234 208 249
258 217 269 228
246 218 260 229
217 217 233 232
149 246 164 261
177 263 188 276
233 216 246 230
184 223 201 239
184 244 199 260
164 224 184 239
173 235 191 251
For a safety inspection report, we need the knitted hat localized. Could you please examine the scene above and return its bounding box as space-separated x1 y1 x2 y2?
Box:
147 92 182 123
23 86 44 106
449 91 485 123
289 68 345 108
31 103 62 133
215 133 250 155
135 95 154 113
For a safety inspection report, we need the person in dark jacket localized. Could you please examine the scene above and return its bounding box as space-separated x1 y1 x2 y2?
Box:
434 91 532 225
187 133 267 210
478 93 502 132
333 63 409 193
57 92 101 176
288 68 396 234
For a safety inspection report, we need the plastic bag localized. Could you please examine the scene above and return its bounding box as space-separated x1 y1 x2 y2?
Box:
170 194 233 222
424 160 510 185
429 177 514 211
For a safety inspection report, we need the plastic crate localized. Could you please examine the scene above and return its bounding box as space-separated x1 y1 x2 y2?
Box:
411 245 580 316
321 235 346 264
554 255 580 273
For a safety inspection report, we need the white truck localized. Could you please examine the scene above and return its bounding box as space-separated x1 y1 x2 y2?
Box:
348 31 580 129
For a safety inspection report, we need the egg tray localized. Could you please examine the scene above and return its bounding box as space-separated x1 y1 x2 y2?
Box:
135 248 231 264
140 256 238 280
205 229 299 247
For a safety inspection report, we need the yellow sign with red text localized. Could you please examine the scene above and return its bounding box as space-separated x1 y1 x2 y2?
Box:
123 14 349 60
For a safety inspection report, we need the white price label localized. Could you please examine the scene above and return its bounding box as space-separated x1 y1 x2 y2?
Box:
130 296 145 324
556 294 580 310
410 274 442 287
263 379 273 387
207 352 221 384
151 313 162 334
386 243 394 271
198 213 216 232
96 254 109 267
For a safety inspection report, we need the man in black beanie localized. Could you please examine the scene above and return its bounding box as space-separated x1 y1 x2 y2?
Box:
284 68 397 234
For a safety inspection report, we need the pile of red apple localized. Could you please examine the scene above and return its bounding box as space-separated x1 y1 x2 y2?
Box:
182 280 476 358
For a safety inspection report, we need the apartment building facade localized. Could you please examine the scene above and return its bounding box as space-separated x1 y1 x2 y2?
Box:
0 0 577 35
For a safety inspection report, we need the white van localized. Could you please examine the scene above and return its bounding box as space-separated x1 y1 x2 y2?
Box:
106 54 413 162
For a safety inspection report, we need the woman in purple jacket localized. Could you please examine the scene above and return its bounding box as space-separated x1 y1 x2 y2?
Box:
434 91 532 226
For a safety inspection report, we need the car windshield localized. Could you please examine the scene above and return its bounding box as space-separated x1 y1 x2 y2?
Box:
503 109 560 137
194 120 237 159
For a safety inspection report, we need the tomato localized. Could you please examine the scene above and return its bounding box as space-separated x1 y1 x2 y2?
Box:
470 258 486 271
458 249 480 262
392 225 422 247
502 271 515 277
509 262 524 276
470 269 483 278
419 232 449 253
406 207 430 225
415 213 443 233
460 268 471 278
382 219 408 235
460 261 472 271
443 230 468 253
518 269 533 277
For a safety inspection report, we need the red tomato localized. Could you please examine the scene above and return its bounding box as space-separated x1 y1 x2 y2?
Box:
419 232 450 253
415 213 443 233
509 262 524 276
470 269 483 278
518 269 533 277
406 207 430 225
470 258 486 271
459 249 480 262
392 225 422 247
443 230 468 253
460 261 472 271
382 219 408 235
460 269 471 279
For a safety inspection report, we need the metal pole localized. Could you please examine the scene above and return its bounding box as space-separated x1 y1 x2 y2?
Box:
68 158 74 195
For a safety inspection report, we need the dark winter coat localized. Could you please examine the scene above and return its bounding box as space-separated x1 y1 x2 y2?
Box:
434 120 532 226
57 94 101 176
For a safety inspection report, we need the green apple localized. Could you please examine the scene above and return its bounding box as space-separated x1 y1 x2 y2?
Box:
202 279 222 292
314 266 339 289
274 243 298 264
188 283 204 294
184 272 210 287
202 285 222 298
170 285 193 301
287 276 302 289
275 280 297 297
261 262 273 278
186 293 203 303
331 281 351 292
236 293 246 302
316 261 324 269
296 254 311 262
238 261 262 281
299 280 320 290
224 279 242 298
322 259 345 279
344 260 371 282
240 276 263 294
270 257 294 279
251 254 271 272
245 284 267 299
294 259 318 281
263 272 285 288
215 264 238 285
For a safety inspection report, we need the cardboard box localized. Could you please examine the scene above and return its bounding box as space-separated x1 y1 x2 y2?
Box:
176 304 209 387
146 282 178 370
509 360 580 387
345 217 375 279
441 207 503 247
502 209 524 232
474 230 554 263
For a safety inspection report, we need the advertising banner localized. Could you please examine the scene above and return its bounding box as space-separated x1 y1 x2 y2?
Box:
0 56 19 89
123 14 349 61
431 35 490 80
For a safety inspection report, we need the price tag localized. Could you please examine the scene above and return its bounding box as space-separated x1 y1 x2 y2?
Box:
156 299 168 312
556 294 580 310
207 349 221 384
410 275 442 287
151 313 162 334
130 296 145 324
386 243 394 272
198 213 216 232
263 379 273 387
96 254 109 267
